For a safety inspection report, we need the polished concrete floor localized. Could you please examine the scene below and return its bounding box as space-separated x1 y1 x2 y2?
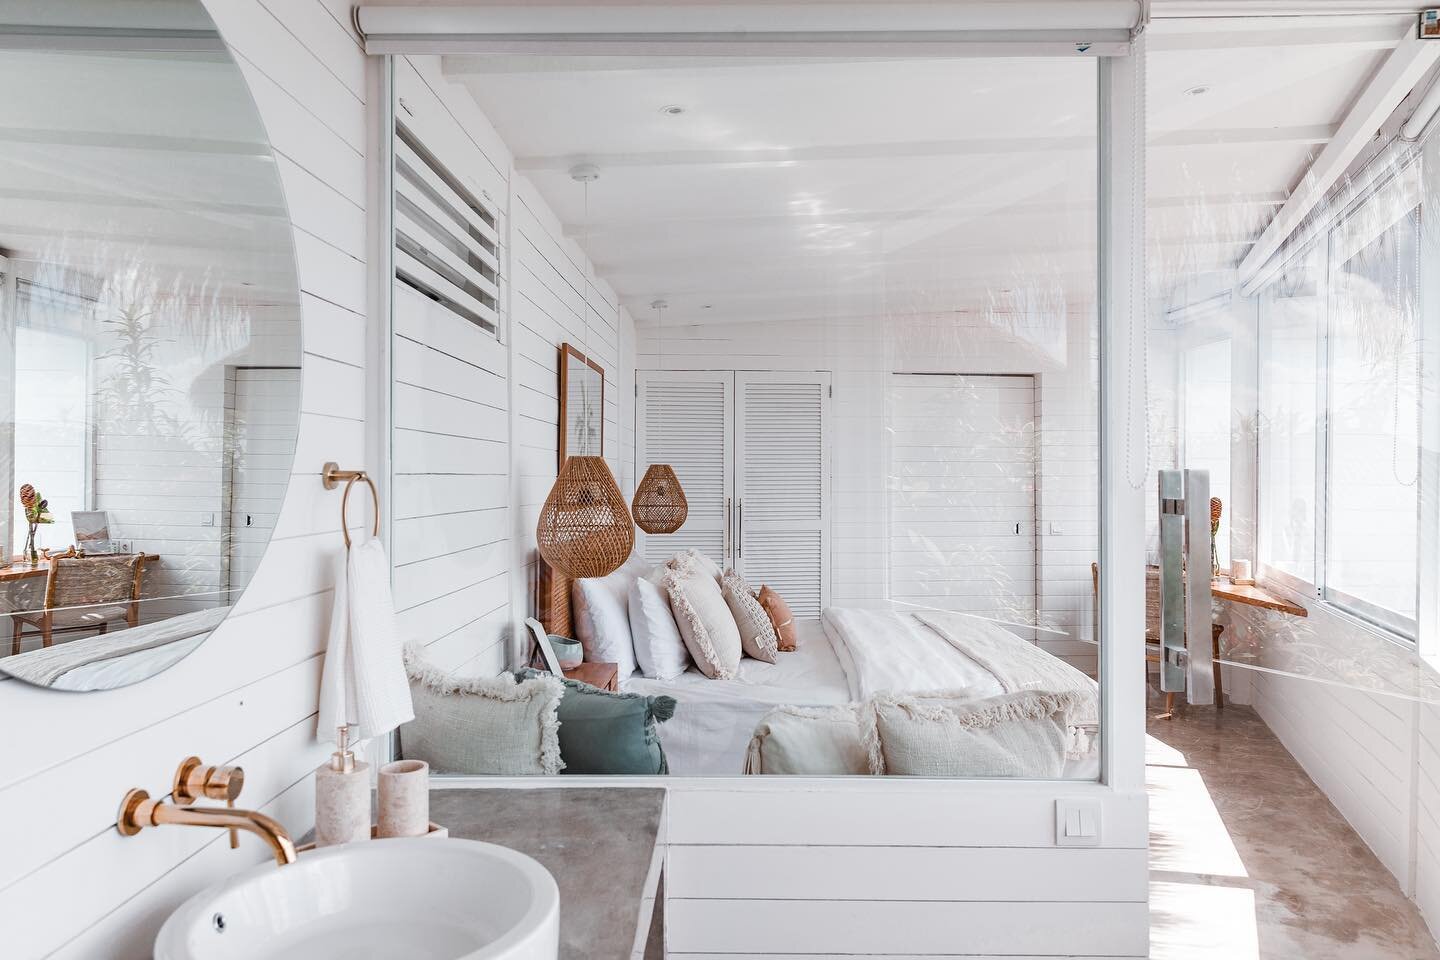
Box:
1147 697 1440 959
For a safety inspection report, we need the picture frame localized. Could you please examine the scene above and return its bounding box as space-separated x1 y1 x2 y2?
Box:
525 616 564 675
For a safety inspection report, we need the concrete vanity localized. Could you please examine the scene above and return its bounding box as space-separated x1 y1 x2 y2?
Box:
430 788 666 960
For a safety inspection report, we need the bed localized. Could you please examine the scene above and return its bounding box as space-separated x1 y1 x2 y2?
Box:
0 605 230 690
539 556 1099 778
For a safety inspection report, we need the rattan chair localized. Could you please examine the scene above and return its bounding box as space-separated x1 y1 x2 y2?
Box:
10 554 147 655
1090 562 1223 719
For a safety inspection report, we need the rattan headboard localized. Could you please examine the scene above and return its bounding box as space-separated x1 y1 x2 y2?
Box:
536 555 572 638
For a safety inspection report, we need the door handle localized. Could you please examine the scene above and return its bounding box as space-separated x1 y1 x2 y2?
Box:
738 499 744 559
723 497 731 563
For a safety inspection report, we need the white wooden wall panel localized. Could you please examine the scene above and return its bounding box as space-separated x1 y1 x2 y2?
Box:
0 2 366 955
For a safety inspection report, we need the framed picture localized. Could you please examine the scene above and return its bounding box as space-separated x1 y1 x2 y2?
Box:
525 617 564 675
72 511 114 552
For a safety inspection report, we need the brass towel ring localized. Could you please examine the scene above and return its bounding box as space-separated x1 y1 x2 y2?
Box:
322 462 379 549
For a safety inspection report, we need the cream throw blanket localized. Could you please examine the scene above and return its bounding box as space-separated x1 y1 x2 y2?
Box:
913 611 1098 757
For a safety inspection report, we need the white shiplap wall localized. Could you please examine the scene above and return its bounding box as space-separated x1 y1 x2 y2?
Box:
634 307 1100 673
0 2 367 956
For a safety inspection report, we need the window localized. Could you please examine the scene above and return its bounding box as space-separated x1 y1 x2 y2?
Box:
1256 162 1422 637
1258 250 1322 585
1182 338 1232 569
12 283 91 554
1323 168 1420 631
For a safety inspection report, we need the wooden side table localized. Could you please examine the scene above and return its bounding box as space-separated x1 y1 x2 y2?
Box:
563 661 619 692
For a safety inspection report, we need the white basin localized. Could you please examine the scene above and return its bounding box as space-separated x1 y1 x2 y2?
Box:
155 838 559 960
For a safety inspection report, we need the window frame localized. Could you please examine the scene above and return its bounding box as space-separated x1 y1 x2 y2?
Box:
1256 155 1425 643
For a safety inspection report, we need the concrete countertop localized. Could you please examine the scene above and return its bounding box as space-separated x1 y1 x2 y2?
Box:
430 787 666 960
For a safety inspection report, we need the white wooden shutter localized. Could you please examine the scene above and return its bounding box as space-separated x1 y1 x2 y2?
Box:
734 371 831 618
636 371 734 567
392 115 503 335
888 374 1037 627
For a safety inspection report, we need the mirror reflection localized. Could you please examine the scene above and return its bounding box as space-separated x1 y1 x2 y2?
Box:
0 0 302 691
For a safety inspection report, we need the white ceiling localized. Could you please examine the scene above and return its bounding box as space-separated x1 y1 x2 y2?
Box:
449 13 1411 326
0 41 298 306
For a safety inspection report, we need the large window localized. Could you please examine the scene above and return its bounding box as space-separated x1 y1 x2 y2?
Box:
1182 338 1232 569
1257 163 1422 637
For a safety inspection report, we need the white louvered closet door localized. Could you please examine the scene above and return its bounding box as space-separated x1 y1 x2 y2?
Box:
636 371 734 566
734 371 831 618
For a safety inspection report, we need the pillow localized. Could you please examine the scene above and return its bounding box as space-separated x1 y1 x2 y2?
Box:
517 668 676 775
669 548 722 582
721 569 778 663
629 571 690 680
745 704 873 775
401 646 564 775
757 585 799 651
664 554 742 679
869 690 1075 778
572 551 650 678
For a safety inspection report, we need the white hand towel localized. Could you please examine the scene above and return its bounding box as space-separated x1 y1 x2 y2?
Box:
318 537 414 744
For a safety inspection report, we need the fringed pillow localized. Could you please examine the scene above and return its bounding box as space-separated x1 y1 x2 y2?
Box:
866 689 1081 779
663 553 741 679
721 569 778 663
757 585 799 651
401 645 564 776
744 703 874 775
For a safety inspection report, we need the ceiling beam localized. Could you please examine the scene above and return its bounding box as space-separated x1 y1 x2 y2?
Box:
561 192 1286 238
1145 20 1404 51
517 125 1332 173
1237 23 1440 290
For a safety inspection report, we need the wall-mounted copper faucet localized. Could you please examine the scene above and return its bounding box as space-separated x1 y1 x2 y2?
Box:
116 757 297 866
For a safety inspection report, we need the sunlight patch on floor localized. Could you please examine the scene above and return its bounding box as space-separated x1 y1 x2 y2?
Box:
1151 880 1260 960
1148 762 1248 878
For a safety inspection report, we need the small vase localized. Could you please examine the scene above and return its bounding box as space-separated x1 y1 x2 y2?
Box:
1210 535 1220 581
23 526 38 566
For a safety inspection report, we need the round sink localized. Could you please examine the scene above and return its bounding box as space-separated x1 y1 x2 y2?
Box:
155 837 559 960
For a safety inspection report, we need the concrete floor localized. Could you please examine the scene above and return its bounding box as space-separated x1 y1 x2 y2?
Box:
1147 697 1440 960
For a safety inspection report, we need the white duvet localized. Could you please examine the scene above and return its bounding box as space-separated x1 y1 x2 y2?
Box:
627 608 1100 777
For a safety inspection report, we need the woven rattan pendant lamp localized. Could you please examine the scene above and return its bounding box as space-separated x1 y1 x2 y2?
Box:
536 455 635 579
633 299 689 534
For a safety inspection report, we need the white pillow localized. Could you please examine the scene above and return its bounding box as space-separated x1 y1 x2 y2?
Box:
669 548 722 582
745 704 873 775
870 691 1072 778
664 555 742 680
571 552 649 678
629 572 690 680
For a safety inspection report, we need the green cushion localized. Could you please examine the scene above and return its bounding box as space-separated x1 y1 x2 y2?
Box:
515 669 676 775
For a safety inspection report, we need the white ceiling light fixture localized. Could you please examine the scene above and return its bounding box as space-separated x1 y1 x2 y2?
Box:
569 162 601 183
1183 83 1211 97
659 104 686 116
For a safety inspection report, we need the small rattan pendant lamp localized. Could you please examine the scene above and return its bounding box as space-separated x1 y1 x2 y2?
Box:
536 455 635 579
633 299 689 534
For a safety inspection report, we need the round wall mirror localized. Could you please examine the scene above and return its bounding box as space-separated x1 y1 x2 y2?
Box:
0 0 302 690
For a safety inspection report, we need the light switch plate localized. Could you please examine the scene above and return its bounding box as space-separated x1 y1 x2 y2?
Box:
1055 798 1101 847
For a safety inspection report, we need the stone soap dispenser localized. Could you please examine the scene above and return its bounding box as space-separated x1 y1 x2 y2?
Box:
315 726 370 847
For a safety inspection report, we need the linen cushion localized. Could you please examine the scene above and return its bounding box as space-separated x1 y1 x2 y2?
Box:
870 690 1073 778
745 704 872 775
757 585 799 651
629 570 691 680
572 551 650 678
669 547 722 582
401 647 564 775
517 668 676 775
664 554 742 679
721 569 778 663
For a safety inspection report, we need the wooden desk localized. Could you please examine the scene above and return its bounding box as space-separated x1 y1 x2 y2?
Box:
564 661 619 692
1212 579 1307 617
0 554 161 584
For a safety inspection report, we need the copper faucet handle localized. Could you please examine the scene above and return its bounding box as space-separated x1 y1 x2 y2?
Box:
172 756 245 804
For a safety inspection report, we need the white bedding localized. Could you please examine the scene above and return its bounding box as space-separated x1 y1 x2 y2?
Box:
630 607 1100 778
622 619 851 775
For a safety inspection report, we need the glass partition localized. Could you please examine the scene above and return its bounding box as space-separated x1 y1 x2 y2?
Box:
390 52 1105 780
